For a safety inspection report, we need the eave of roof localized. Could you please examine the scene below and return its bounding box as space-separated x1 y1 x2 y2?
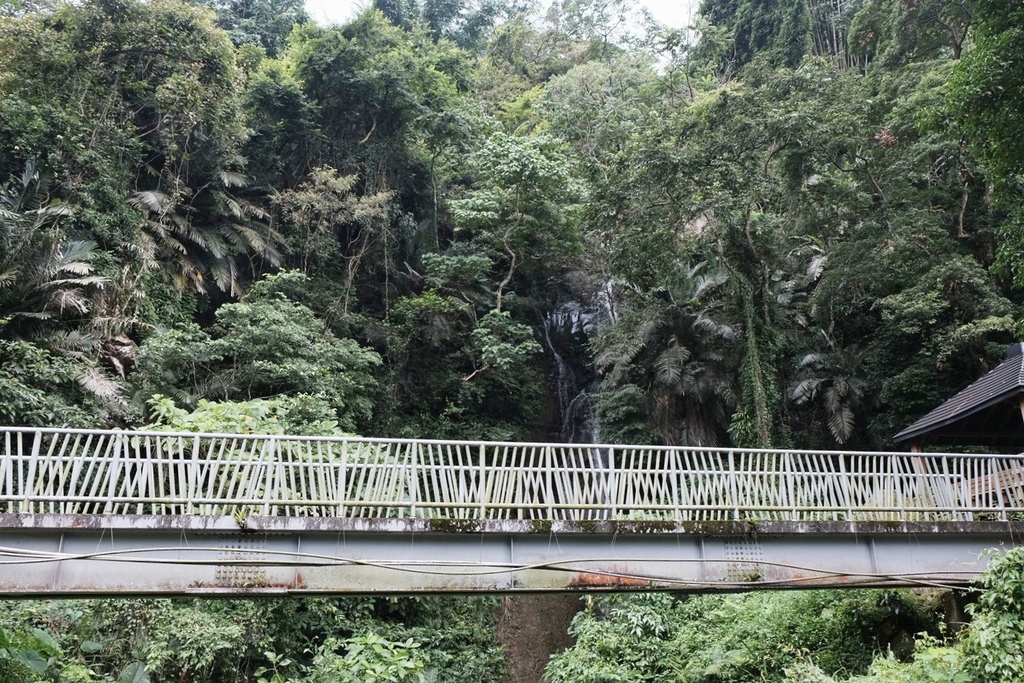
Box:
893 351 1024 444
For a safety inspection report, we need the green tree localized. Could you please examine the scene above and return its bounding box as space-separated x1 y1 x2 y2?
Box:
209 0 308 57
280 11 475 317
0 164 105 339
950 0 1024 289
546 590 937 683
698 0 811 70
850 0 974 65
450 131 581 310
242 59 320 189
273 166 392 314
871 257 1013 436
963 547 1024 682
374 0 505 50
287 11 471 193
135 272 381 432
0 0 279 300
594 263 735 446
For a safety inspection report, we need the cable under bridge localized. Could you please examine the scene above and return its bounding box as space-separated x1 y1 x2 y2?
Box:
0 427 1022 596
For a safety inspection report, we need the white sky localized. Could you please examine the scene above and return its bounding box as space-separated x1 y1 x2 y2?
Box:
305 0 696 29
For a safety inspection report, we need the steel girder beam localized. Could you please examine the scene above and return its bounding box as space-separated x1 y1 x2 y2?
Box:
0 515 1017 596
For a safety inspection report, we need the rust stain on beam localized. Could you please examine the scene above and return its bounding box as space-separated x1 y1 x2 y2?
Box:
567 567 653 589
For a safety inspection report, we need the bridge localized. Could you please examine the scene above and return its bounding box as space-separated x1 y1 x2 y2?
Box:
0 426 1022 596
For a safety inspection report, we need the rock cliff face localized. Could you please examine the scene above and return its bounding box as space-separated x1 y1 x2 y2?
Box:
540 281 617 444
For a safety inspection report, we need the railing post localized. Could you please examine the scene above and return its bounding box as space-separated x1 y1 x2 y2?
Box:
547 446 554 520
837 454 853 521
264 437 278 516
189 435 200 516
136 434 150 516
939 454 958 520
608 447 617 520
960 455 974 520
893 453 905 522
1 431 10 515
337 442 347 518
910 453 931 521
729 450 739 521
409 442 419 519
786 451 797 521
105 432 122 514
21 430 41 514
478 443 487 519
993 456 1007 522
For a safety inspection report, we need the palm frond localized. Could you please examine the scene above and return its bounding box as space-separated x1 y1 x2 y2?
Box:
46 288 91 314
75 329 104 352
208 259 234 294
11 311 54 320
692 269 728 300
807 253 828 280
233 224 282 264
46 275 109 289
31 203 73 222
790 377 822 403
692 312 731 339
0 268 19 288
218 170 250 188
214 191 246 219
129 190 173 215
797 352 828 369
178 223 212 250
635 317 659 347
201 230 230 258
168 212 193 231
54 239 100 264
246 204 270 220
42 329 97 354
78 366 126 403
595 335 645 371
828 404 855 443
654 341 692 388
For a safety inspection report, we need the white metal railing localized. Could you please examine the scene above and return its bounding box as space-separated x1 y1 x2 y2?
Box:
1 427 1023 522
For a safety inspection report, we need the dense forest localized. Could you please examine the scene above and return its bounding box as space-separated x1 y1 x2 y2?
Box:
2 0 1024 680
3 0 1021 450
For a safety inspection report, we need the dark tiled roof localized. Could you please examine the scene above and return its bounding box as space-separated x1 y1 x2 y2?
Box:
893 350 1024 444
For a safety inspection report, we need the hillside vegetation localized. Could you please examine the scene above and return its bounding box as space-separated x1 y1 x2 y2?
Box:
2 0 1023 680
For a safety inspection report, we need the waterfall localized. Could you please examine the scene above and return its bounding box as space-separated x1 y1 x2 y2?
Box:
540 285 617 444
